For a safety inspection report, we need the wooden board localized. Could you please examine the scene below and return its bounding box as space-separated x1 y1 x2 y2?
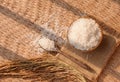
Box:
57 33 117 81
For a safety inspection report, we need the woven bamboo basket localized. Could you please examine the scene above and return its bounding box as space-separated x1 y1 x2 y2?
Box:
0 0 120 82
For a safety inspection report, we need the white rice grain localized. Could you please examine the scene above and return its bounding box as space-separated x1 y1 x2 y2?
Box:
68 18 102 51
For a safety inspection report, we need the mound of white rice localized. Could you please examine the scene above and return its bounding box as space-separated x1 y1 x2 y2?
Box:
68 18 102 51
39 37 56 51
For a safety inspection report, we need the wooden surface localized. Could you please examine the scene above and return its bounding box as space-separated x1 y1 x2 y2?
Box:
0 0 120 82
57 34 117 81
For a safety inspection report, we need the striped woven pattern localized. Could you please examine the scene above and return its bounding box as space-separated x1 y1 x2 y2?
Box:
0 0 120 82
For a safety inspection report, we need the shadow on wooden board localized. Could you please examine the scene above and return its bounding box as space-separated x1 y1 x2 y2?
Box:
65 34 116 68
58 34 117 81
98 45 120 82
0 45 27 62
113 0 120 5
